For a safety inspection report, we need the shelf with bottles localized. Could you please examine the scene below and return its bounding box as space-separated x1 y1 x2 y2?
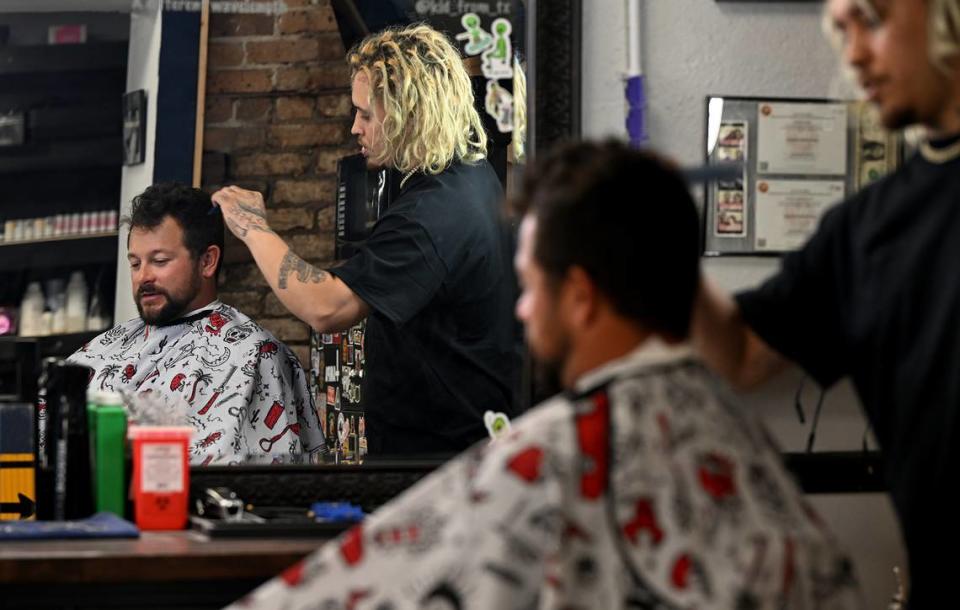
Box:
1 210 118 245
0 231 118 248
0 265 115 350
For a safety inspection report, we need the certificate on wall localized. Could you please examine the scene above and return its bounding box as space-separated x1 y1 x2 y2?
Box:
756 102 848 176
754 179 845 251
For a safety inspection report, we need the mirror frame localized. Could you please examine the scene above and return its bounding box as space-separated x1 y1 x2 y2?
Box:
189 0 584 482
528 0 581 154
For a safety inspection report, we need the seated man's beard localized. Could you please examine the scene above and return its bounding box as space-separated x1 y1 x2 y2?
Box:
136 284 195 325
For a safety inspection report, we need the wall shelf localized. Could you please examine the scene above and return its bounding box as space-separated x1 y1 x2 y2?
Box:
0 41 127 76
0 329 103 360
0 137 121 173
0 231 118 248
0 233 117 272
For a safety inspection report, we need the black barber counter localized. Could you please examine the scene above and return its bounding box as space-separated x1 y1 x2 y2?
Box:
0 458 444 610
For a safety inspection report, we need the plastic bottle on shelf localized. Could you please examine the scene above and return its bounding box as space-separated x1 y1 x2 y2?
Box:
44 278 65 335
51 303 67 334
65 271 88 333
19 282 44 337
86 290 109 332
38 310 53 337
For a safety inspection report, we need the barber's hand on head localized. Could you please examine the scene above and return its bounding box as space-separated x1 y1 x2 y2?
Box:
211 185 274 241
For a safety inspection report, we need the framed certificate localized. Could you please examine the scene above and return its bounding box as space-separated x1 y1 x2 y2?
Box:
756 102 848 176
702 96 902 256
754 179 845 251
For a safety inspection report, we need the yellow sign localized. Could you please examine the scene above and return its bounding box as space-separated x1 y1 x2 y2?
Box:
0 453 36 521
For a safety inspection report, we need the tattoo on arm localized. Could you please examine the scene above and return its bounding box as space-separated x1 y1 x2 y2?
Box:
225 217 249 238
225 202 274 238
278 249 328 289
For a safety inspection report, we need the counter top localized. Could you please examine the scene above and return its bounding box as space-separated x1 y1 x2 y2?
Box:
0 531 329 609
0 530 325 584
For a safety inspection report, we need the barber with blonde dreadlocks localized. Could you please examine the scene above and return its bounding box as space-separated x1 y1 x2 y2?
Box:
213 24 520 455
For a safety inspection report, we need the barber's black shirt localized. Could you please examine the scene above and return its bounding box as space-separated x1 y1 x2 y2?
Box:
330 159 520 455
736 144 960 608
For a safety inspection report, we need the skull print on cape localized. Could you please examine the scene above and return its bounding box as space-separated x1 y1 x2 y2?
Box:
227 341 863 610
69 300 325 465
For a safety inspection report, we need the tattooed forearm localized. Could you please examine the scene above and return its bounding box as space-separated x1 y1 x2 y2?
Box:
237 202 274 234
222 202 274 239
226 217 247 238
278 249 328 289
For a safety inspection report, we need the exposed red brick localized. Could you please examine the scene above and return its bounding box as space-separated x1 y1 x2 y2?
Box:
276 64 350 92
259 317 311 343
268 207 314 231
203 127 235 152
316 204 335 232
202 152 228 186
315 33 346 61
204 127 266 152
222 262 270 289
219 291 264 316
202 0 361 347
290 344 310 370
209 41 244 67
208 69 274 94
246 39 319 65
235 97 273 122
278 6 338 34
210 14 274 37
316 92 352 118
315 147 354 174
268 122 348 148
235 127 266 149
273 178 336 204
275 97 314 120
290 233 335 260
234 153 310 177
264 292 289 317
274 66 309 90
205 97 233 123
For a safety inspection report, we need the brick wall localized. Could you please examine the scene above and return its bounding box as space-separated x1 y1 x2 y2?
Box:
201 0 355 367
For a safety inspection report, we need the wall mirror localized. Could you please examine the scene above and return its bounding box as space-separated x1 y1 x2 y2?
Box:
0 0 581 475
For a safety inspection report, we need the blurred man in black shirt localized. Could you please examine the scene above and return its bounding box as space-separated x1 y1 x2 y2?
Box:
693 1 960 605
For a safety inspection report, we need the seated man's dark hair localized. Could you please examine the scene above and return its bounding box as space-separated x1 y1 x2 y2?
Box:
126 182 225 278
514 140 700 340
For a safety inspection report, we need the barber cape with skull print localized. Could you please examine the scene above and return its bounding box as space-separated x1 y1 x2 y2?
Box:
68 300 325 465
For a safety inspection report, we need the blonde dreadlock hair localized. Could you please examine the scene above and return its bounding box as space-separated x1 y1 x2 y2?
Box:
348 23 488 175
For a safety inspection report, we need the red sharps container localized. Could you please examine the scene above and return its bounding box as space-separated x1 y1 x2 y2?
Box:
128 426 194 530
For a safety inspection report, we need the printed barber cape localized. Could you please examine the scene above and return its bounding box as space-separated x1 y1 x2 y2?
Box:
229 341 863 610
68 300 325 465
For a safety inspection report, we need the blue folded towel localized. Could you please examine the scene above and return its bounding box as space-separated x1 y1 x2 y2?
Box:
0 511 139 540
